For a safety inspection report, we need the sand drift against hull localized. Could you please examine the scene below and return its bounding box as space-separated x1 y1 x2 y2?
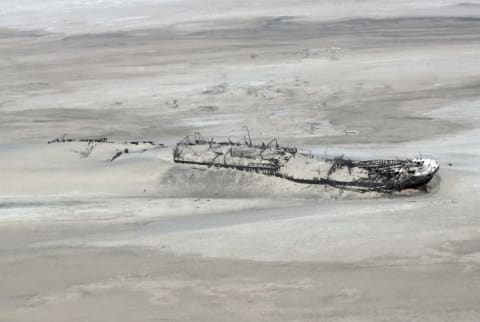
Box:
173 132 440 192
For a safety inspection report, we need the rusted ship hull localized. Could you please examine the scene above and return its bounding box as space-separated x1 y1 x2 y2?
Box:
280 169 438 190
173 133 439 192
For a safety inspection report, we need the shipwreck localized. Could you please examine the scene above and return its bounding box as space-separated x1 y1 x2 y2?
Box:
173 130 439 192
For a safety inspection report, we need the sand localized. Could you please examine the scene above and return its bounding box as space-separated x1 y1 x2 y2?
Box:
1 0 480 321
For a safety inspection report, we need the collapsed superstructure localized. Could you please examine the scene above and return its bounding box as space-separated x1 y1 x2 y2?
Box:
47 135 164 162
173 132 439 192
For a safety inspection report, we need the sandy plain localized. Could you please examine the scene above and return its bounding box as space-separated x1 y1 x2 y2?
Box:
1 1 480 321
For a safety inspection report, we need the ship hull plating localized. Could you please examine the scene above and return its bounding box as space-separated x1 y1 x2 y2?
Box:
173 134 439 192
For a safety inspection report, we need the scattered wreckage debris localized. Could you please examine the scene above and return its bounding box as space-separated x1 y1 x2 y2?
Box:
48 135 108 144
48 135 161 146
48 135 164 162
109 149 127 162
173 129 439 192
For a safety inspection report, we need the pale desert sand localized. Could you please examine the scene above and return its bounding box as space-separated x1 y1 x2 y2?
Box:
1 1 480 321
